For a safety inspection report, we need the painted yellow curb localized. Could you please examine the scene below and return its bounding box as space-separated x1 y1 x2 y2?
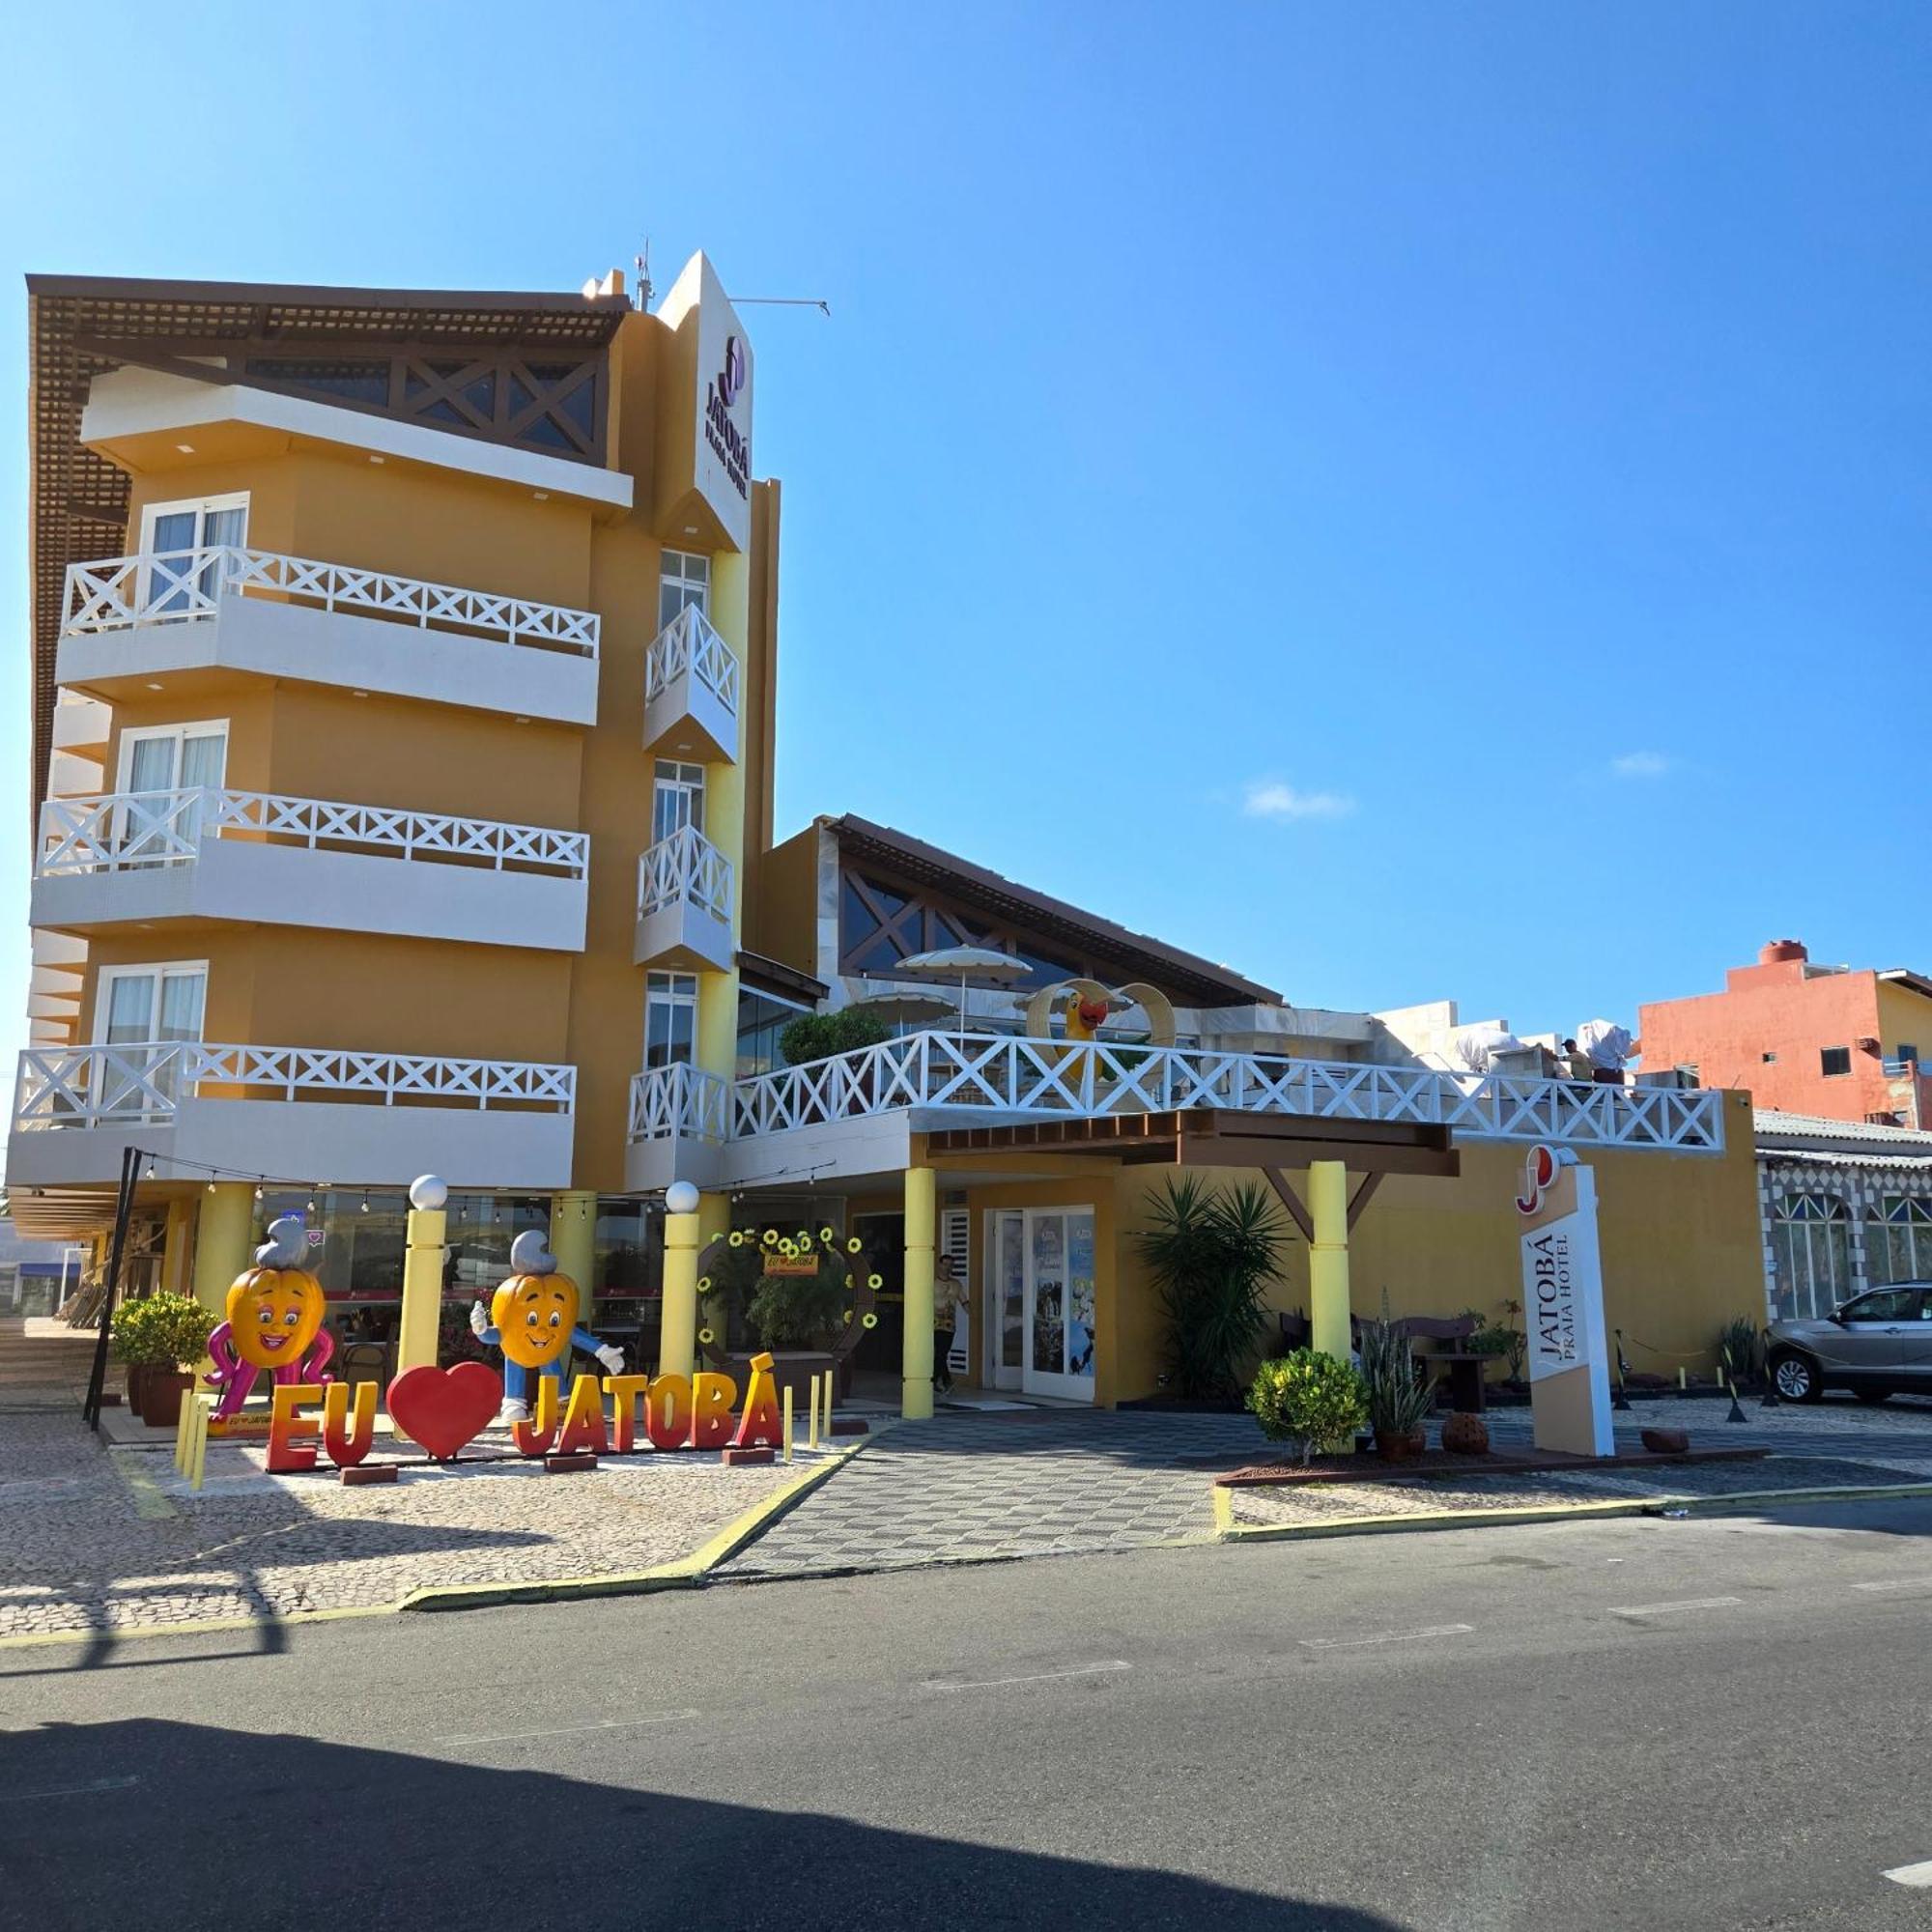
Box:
398 1435 872 1612
1216 1478 1932 1545
0 1437 877 1651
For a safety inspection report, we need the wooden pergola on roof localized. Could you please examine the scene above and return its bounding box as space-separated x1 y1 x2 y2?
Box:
923 1108 1461 1234
23 272 632 818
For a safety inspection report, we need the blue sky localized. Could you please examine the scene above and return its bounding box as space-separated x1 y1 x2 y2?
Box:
3 0 1927 1071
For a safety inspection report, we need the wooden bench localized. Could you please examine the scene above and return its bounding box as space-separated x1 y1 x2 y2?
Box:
1272 1310 1490 1411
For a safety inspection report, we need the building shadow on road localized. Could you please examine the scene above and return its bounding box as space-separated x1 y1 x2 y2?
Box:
6 1717 1407 1930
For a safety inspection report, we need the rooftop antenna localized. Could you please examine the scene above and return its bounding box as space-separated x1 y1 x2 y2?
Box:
632 240 653 312
732 296 832 317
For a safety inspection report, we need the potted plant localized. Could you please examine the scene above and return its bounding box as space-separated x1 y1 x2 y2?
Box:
110 1297 161 1415
1246 1349 1369 1467
1358 1300 1433 1461
114 1293 216 1428
1136 1175 1291 1406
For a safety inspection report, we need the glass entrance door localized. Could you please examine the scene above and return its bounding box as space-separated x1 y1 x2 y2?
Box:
985 1207 1096 1402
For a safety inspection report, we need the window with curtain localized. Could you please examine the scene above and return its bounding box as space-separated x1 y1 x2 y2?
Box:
1874 1195 1932 1285
645 972 698 1068
1770 1191 1854 1320
143 497 247 612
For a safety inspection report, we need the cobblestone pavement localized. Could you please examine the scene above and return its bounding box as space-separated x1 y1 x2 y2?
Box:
716 1394 1932 1580
0 1409 806 1641
715 1408 1269 1579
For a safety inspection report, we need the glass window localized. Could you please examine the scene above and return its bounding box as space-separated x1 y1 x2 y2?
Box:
1897 1043 1920 1065
1820 1046 1852 1077
98 964 206 1046
659 550 710 630
737 986 810 1078
140 497 247 613
1770 1191 1853 1321
645 971 698 1068
1874 1196 1932 1285
652 760 705 843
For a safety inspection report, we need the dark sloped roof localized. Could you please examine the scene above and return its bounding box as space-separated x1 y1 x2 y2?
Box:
827 813 1281 1008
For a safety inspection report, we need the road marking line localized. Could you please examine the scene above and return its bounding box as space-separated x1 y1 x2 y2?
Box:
923 1661 1132 1692
1852 1577 1932 1594
1883 1859 1932 1888
1298 1623 1474 1650
434 1710 700 1747
0 1776 141 1804
1608 1596 1742 1617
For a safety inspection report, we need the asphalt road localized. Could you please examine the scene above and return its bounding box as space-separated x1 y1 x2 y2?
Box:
5 1497 1931 1930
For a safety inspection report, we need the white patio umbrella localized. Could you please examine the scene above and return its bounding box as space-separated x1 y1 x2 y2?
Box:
893 945 1032 1037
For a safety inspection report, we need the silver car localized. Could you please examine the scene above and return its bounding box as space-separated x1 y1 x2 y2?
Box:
1766 1282 1932 1403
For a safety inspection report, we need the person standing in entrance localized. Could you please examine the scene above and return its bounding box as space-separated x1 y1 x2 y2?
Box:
933 1254 967 1395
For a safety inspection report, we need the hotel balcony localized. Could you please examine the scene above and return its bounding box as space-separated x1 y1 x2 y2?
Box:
32 788 588 952
56 547 599 727
9 1041 576 1192
627 1031 1731 1192
622 1063 729 1193
642 604 739 763
634 826 734 972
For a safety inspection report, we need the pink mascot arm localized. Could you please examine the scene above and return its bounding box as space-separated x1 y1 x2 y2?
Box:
203 1322 241 1389
302 1326 335 1384
203 1322 257 1420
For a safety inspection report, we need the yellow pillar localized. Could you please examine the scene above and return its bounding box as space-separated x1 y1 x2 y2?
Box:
550 1190 596 1299
189 1184 253 1319
160 1195 196 1296
397 1176 448 1376
902 1165 935 1420
695 547 749 1096
1307 1160 1352 1361
660 1180 701 1379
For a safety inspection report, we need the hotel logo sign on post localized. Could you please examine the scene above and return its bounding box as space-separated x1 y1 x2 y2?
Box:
1515 1144 1613 1457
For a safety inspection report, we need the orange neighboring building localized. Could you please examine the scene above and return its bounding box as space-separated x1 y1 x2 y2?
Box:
1638 941 1932 1128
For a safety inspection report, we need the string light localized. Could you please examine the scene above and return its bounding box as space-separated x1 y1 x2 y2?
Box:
359 1192 371 1214
253 1182 265 1202
206 1181 216 1195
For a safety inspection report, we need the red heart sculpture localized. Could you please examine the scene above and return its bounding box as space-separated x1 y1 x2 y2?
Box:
386 1362 502 1462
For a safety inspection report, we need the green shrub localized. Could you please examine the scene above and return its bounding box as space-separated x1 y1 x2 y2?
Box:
778 1008 893 1066
111 1293 215 1370
1248 1350 1369 1465
1718 1315 1761 1389
1136 1175 1290 1403
745 1272 848 1349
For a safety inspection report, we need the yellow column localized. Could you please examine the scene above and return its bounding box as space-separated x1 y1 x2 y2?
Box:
1307 1161 1352 1361
695 547 749 1094
396 1176 448 1376
189 1184 253 1319
550 1190 596 1299
159 1195 196 1296
902 1165 935 1420
660 1180 701 1378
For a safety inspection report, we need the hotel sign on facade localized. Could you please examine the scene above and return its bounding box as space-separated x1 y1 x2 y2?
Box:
1515 1144 1614 1457
657 250 754 552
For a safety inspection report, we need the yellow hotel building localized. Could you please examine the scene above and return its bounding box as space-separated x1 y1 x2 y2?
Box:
12 261 1764 1415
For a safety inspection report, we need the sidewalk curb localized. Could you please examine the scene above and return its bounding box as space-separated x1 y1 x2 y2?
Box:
1213 1478 1932 1544
397 1435 874 1612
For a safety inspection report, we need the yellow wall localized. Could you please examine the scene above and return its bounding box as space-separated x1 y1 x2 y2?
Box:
1102 1098 1764 1403
1876 980 1932 1063
748 822 819 975
62 285 782 1214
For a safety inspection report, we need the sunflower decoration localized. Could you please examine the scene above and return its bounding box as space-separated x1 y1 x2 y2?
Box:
697 1325 715 1347
820 1226 838 1246
862 1312 879 1330
846 1236 864 1256
728 1229 747 1248
761 1229 781 1249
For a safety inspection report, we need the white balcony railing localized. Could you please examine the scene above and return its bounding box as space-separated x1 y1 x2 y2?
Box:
14 1041 576 1132
37 788 588 880
722 1032 1726 1152
62 547 599 657
626 1062 731 1145
644 603 740 716
638 825 733 924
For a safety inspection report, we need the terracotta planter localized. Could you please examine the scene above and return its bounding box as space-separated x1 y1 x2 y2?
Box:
124 1363 152 1414
1441 1410 1491 1457
1375 1428 1427 1463
139 1370 193 1430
